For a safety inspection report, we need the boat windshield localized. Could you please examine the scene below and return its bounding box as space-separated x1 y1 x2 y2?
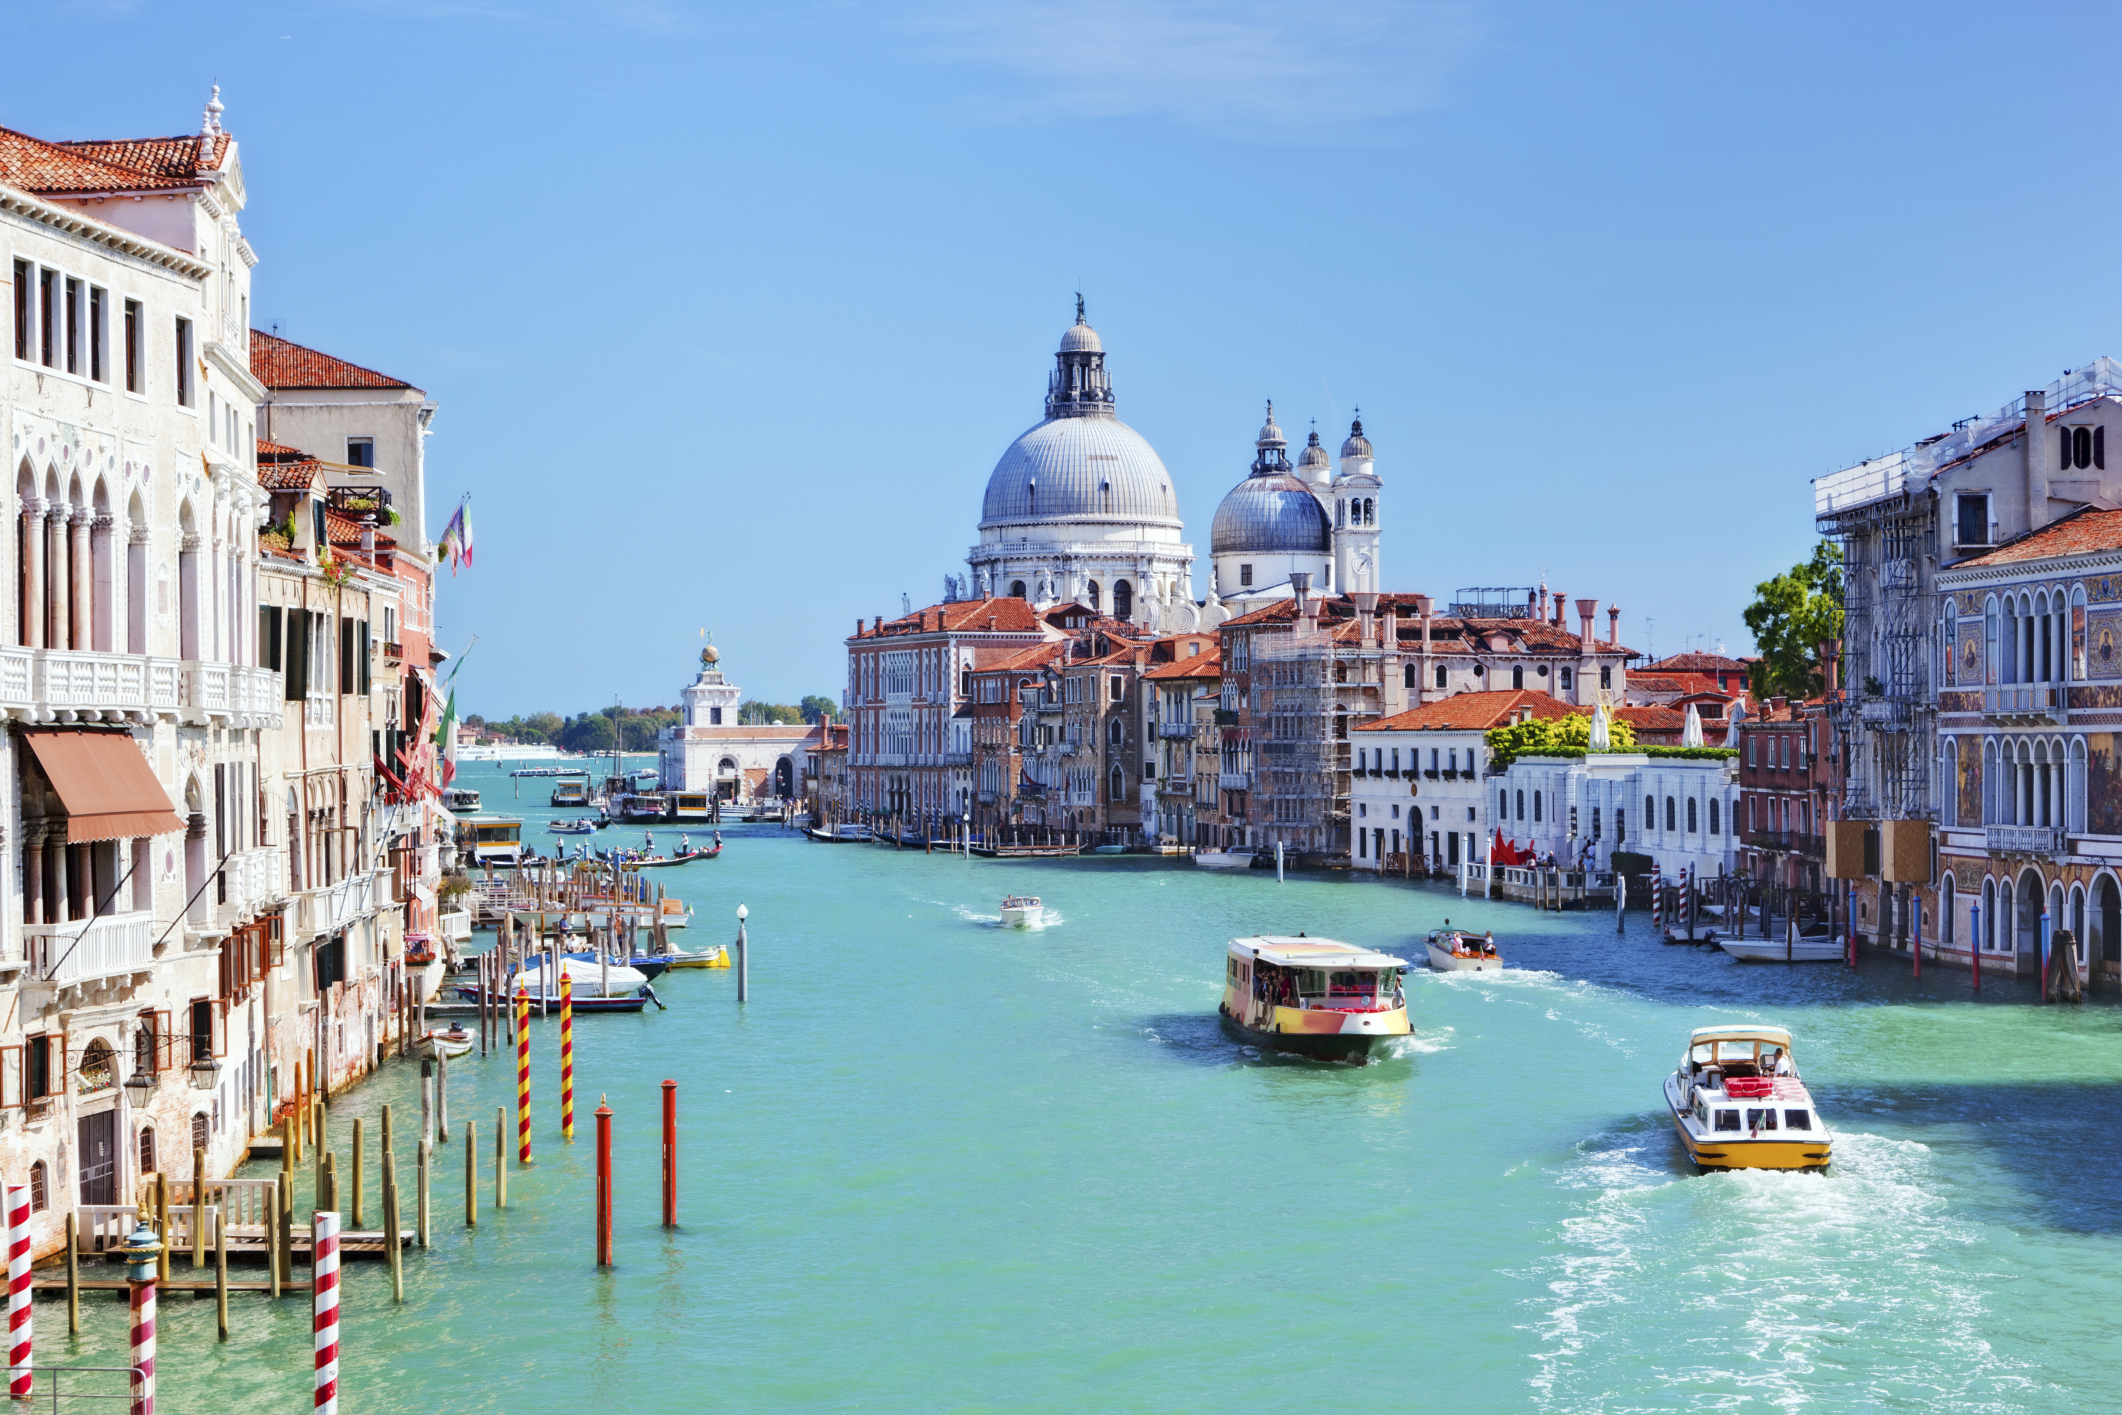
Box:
475 825 521 843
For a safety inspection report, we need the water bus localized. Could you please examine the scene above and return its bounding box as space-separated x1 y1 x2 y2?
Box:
458 815 527 868
1217 935 1412 1062
1000 896 1045 928
1425 927 1501 972
670 790 718 822
1662 1025 1831 1171
551 778 592 808
440 786 481 813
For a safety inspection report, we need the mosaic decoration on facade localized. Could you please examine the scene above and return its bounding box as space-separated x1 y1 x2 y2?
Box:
2075 601 2087 674
1938 691 1984 715
2089 609 2122 680
1957 744 1982 829
2090 735 2122 837
2089 575 2122 605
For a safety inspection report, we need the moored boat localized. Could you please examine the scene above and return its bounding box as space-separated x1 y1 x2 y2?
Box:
418 1025 474 1058
1716 928 1844 963
999 895 1045 928
807 823 873 843
1192 849 1256 870
550 779 591 808
549 818 598 835
1217 935 1411 1062
1425 927 1501 972
1662 1025 1831 1172
662 944 729 970
457 815 527 868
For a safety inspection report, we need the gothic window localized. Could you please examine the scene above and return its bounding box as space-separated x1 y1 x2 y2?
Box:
1533 792 1542 822
1108 717 1123 746
1646 794 1655 828
1665 796 1676 831
1708 799 1720 835
1516 790 1525 820
1108 764 1125 803
139 1125 156 1178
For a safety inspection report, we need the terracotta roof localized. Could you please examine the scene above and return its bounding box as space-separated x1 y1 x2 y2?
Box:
1614 705 1686 729
1628 672 1730 698
859 597 1048 638
1145 648 1221 681
256 438 308 461
250 330 414 391
1357 690 1585 733
974 643 1065 672
259 460 322 491
1640 652 1755 675
324 511 396 552
0 126 226 196
1954 505 2122 568
1220 597 1636 657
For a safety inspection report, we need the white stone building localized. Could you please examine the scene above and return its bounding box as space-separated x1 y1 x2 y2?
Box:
1208 409 1382 613
1498 753 1739 878
657 645 817 801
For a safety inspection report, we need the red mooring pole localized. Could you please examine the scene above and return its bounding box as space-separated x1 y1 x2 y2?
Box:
595 1097 614 1268
661 1080 677 1228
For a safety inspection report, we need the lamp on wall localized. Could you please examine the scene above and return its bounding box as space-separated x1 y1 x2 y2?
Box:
188 1054 221 1091
123 1069 156 1107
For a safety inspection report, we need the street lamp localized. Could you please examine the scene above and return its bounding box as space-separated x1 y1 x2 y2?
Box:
124 1068 156 1108
188 1054 221 1091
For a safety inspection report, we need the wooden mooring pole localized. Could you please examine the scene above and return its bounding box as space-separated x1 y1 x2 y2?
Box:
383 1147 403 1303
192 1147 206 1268
214 1211 228 1342
464 1120 477 1227
495 1107 507 1208
416 1140 431 1248
351 1118 364 1229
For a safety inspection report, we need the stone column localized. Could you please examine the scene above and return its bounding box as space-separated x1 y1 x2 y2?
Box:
21 504 44 650
90 513 113 653
22 824 45 927
49 825 69 925
46 508 66 651
69 510 90 651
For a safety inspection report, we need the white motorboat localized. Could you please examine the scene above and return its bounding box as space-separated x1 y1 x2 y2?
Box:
1193 850 1256 871
418 1025 474 1059
1425 927 1501 972
1000 895 1046 929
517 955 652 999
1662 1025 1831 1171
1718 929 1846 963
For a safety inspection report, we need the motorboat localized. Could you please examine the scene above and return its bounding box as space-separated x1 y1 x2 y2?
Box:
662 944 729 970
457 815 527 868
1193 850 1256 871
550 780 592 808
1084 843 1128 856
1217 935 1412 1062
548 818 598 835
1662 1025 1831 1172
458 956 657 1011
1425 927 1501 972
1717 927 1845 963
441 786 482 813
1000 895 1045 929
418 1025 474 1059
659 897 692 930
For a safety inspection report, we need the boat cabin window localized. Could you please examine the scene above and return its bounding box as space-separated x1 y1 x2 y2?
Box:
1327 970 1374 998
1745 1108 1777 1131
1693 1099 1708 1124
1713 1109 1742 1132
1783 1110 1811 1130
475 825 520 843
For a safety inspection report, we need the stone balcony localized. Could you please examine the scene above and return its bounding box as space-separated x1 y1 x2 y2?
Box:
1987 825 2066 856
289 868 385 941
24 910 157 989
0 647 280 728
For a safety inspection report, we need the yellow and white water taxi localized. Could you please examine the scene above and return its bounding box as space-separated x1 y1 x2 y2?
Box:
1662 1025 1831 1172
1218 935 1412 1062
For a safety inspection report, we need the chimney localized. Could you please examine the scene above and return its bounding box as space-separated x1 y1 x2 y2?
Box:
1550 592 1565 628
1575 598 1597 649
1537 584 1549 620
1381 600 1398 651
1291 571 1312 620
2025 388 2051 531
1608 604 1620 645
1352 591 1379 646
874 616 883 634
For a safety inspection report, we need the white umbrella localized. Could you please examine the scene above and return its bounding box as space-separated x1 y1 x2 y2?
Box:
1682 702 1705 749
1723 698 1747 748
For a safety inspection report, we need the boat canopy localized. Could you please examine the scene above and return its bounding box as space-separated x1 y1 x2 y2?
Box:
1688 1025 1792 1047
1230 935 1409 971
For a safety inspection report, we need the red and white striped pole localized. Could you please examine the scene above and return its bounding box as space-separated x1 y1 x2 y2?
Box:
1650 866 1662 936
120 1221 160 1415
6 1183 30 1401
312 1211 341 1415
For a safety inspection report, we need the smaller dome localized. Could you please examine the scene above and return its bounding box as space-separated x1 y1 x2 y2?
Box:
1341 414 1374 460
1256 399 1285 449
1211 473 1332 555
1059 319 1102 354
1298 428 1329 471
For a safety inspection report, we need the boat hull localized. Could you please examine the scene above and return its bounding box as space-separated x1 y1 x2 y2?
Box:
663 946 729 970
1717 936 1847 963
1663 1073 1830 1171
1426 942 1501 971
453 987 649 1013
1217 1003 1409 1062
1000 906 1045 929
418 1034 474 1059
1193 851 1256 870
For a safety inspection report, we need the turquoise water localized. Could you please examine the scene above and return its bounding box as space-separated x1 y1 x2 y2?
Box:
47 763 2122 1411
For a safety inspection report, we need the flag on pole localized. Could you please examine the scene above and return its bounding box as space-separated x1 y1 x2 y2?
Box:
437 689 459 786
437 497 473 573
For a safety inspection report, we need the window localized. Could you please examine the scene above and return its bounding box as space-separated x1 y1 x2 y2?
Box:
26 1036 51 1100
1009 580 1026 599
1646 794 1655 828
191 1112 209 1157
2062 425 2105 471
1516 790 1524 820
1747 736 1756 767
1745 1108 1777 1132
1109 674 1124 703
346 437 374 468
89 284 106 381
139 1126 156 1177
1956 493 1990 547
38 266 56 366
1240 564 1253 588
1714 1109 1741 1132
1666 796 1677 831
1108 764 1125 802
1533 792 1542 822
1709 799 1720 835
63 275 81 373
1435 665 1447 689
1404 664 1417 690
28 1163 46 1213
1686 798 1698 833
1561 667 1573 691
123 298 142 391
9 259 25 360
1512 666 1523 689
174 317 194 405
1783 1110 1811 1130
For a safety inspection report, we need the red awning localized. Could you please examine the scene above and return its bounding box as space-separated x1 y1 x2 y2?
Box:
20 729 185 842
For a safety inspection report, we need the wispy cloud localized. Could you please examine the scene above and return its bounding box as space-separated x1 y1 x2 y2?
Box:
900 0 1486 135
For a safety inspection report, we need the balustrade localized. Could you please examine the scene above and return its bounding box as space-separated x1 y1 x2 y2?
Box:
25 910 155 986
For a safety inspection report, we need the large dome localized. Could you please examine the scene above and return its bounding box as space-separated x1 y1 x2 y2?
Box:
1210 473 1331 554
981 416 1179 526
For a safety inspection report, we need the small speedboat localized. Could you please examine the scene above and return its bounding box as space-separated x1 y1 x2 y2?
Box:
1218 935 1412 1062
659 897 692 930
418 1025 474 1059
1000 895 1045 929
1663 1025 1831 1171
549 818 598 835
662 944 729 970
1717 928 1845 963
1084 843 1127 856
1193 850 1255 871
1425 927 1501 972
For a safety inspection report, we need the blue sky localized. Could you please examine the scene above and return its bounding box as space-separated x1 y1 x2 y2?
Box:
12 2 2120 713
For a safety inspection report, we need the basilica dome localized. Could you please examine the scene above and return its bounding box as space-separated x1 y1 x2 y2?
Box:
1209 402 1330 554
980 416 1179 526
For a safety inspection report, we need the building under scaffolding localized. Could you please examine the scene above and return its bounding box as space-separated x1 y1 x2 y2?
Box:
1251 616 1341 854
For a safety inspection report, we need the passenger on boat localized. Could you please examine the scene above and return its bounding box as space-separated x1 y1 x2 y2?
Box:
1482 931 1497 955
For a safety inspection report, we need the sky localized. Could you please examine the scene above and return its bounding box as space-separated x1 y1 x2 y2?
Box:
10 1 2122 714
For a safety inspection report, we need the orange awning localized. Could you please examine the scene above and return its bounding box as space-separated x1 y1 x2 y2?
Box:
20 729 185 842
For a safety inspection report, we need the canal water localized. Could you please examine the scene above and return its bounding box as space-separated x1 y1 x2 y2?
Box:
52 762 2122 1411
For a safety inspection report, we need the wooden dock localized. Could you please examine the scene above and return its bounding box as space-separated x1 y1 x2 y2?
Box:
34 1278 312 1295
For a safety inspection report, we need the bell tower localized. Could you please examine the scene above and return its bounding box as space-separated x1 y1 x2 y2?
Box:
1332 413 1382 594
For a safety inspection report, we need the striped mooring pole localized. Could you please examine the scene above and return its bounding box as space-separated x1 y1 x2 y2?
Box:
312 1211 340 1415
560 970 576 1141
516 985 532 1165
7 1182 30 1401
1650 866 1662 936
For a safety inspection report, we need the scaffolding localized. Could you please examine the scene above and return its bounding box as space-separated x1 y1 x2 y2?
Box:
1252 623 1340 853
1820 493 1936 823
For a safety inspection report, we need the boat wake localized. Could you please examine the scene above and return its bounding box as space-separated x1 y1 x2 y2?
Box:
1523 1124 2024 1410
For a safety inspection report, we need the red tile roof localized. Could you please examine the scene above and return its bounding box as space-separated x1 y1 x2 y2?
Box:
1640 652 1755 675
1358 690 1585 733
1954 505 2122 567
1628 672 1731 698
259 460 322 491
1144 648 1221 681
249 330 414 391
0 126 227 196
1615 705 1686 730
859 597 1048 638
256 438 308 461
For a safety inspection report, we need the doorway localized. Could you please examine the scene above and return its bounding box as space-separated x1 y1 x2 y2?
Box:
77 1110 117 1205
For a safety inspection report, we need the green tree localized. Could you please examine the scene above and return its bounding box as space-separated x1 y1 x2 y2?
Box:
800 694 838 723
738 701 805 725
1485 711 1636 770
1743 541 1845 699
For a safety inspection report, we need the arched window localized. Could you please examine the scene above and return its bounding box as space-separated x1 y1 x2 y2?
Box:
1108 764 1125 803
1708 799 1720 835
1646 794 1655 829
1534 792 1543 822
2098 875 2121 965
1087 581 1101 612
1981 877 1996 951
2072 584 2088 679
192 1112 209 1157
1665 796 1676 832
1511 666 1523 689
1336 500 1346 528
78 1040 114 1093
2071 883 2086 950
1404 664 1417 690
1114 580 1132 620
28 1162 47 1213
2071 739 2088 833
1363 499 1374 525
1983 739 1997 824
139 1125 156 1179
1984 595 1998 686
1941 874 1955 945
1941 600 1956 685
1498 789 1507 819
1686 797 1698 833
1009 580 1026 599
1107 717 1123 747
1941 739 1958 828
1516 790 1525 821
